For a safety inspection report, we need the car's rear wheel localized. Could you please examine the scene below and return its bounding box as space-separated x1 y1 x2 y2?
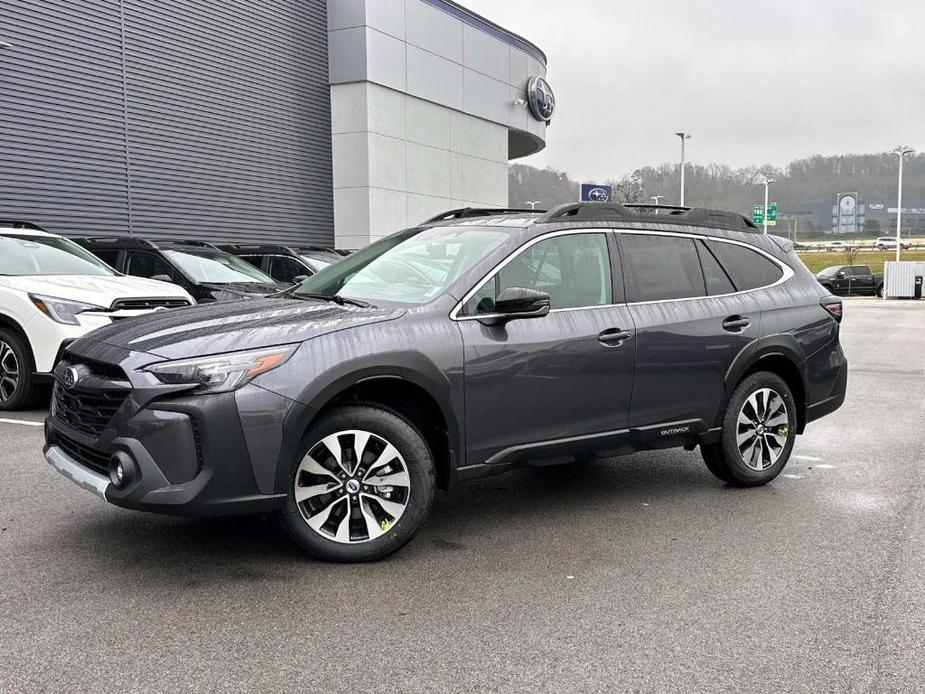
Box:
0 329 40 412
701 371 797 486
279 405 435 562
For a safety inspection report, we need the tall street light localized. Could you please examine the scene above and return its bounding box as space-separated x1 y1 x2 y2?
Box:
675 132 691 206
525 200 543 210
892 146 915 262
753 174 776 235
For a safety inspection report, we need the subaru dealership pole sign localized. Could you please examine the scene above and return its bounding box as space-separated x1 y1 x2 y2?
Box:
835 192 859 234
581 184 613 202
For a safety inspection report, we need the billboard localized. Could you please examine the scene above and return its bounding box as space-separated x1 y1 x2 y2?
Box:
834 192 859 234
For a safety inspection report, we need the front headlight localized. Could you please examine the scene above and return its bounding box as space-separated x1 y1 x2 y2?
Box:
144 345 298 394
30 294 105 325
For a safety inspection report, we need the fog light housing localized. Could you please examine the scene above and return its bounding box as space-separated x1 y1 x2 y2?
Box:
109 451 136 488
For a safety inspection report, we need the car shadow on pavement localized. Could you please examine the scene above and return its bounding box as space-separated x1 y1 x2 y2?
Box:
50 450 737 578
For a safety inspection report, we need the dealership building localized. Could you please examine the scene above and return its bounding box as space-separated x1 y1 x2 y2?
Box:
0 0 550 248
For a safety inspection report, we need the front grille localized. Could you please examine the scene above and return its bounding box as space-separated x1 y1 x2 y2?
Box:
56 432 110 476
111 298 190 311
59 354 128 382
53 385 129 437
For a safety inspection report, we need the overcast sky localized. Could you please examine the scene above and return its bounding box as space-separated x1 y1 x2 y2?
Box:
463 0 925 182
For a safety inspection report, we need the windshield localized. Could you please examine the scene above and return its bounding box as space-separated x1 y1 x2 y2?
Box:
295 226 511 305
817 266 841 277
165 249 275 284
0 234 116 277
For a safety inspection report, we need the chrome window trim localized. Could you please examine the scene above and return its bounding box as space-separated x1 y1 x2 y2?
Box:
449 227 794 321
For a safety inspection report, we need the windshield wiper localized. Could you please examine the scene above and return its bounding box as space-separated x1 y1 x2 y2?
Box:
293 292 373 308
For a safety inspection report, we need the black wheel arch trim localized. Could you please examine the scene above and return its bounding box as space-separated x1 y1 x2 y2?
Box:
719 337 808 432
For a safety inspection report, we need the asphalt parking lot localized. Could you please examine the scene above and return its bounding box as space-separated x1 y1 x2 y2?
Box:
2 299 923 693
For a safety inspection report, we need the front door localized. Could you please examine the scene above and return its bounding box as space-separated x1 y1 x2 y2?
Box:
456 231 635 466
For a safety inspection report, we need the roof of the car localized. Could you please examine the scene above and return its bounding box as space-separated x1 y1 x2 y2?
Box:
0 226 58 238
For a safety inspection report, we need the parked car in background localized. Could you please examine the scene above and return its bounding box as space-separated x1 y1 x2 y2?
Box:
45 203 847 562
816 264 883 296
826 240 858 251
0 221 193 410
74 237 288 303
221 244 344 284
874 237 912 251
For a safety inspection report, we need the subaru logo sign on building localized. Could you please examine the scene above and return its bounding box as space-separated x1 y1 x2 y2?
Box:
526 76 556 123
580 183 614 202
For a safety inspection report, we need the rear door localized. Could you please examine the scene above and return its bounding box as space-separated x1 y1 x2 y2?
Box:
848 265 874 293
619 232 761 438
457 230 636 465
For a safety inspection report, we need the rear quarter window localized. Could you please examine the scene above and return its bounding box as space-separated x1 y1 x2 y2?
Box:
710 241 783 291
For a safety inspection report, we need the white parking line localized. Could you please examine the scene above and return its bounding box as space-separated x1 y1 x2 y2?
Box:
0 417 43 427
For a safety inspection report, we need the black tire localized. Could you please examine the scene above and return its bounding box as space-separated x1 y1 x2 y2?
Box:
279 405 436 562
0 329 41 412
876 283 884 298
701 371 797 487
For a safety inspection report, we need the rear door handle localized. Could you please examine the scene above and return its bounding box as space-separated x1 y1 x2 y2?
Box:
722 316 751 332
598 328 633 346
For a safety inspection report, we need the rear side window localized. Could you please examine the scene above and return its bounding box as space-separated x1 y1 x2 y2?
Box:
620 234 705 302
696 241 735 296
710 242 783 291
848 266 871 276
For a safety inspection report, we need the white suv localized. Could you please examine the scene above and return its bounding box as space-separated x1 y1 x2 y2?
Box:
874 236 913 250
0 222 194 410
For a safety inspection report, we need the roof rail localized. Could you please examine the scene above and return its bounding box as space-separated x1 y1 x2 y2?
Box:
221 243 299 255
149 238 222 250
72 235 157 249
0 220 47 231
536 202 759 233
423 207 545 224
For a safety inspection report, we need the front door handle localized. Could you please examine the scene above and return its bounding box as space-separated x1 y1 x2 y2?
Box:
722 315 751 332
598 328 633 347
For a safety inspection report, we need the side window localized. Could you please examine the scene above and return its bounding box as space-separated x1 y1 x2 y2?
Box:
620 234 705 302
464 233 612 314
238 255 264 270
125 251 177 281
711 242 783 291
92 249 121 268
268 256 309 283
696 241 735 296
848 266 870 276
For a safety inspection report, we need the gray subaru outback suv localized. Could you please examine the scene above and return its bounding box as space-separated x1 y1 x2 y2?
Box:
44 203 847 562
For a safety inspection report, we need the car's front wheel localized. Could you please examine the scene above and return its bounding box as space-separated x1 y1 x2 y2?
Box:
701 371 797 486
0 329 40 412
279 405 435 562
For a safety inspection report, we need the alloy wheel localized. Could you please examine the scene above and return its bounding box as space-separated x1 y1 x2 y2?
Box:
0 340 19 403
294 429 411 544
736 387 789 471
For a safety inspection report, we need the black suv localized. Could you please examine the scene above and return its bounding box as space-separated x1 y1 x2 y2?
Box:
816 264 884 297
221 244 343 284
73 237 288 303
45 203 847 562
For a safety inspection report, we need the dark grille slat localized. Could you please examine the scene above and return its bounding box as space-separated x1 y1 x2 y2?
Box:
52 357 130 437
111 298 190 311
56 432 110 476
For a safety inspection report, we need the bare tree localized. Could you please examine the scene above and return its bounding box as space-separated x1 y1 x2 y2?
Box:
843 245 858 294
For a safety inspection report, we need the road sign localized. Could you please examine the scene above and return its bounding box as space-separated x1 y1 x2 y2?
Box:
767 202 778 227
752 205 765 225
580 183 613 202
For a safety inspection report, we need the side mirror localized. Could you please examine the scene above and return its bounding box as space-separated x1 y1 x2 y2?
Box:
151 274 175 284
292 275 309 284
836 271 846 279
478 287 551 326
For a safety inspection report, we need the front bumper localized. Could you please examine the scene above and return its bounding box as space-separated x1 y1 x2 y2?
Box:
43 340 308 517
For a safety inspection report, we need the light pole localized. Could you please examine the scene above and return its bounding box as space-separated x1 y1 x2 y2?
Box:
892 146 915 262
675 132 691 206
650 195 664 214
753 174 777 234
525 200 543 210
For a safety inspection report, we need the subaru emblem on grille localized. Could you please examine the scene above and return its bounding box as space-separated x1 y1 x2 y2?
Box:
62 366 81 390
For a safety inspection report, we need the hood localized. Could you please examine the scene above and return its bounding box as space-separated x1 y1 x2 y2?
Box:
85 297 406 360
200 281 290 301
0 274 193 306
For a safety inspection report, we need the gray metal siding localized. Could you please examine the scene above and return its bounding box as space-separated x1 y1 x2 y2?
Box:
0 0 333 245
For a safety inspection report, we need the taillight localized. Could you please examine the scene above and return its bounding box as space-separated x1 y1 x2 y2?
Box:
820 297 843 322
